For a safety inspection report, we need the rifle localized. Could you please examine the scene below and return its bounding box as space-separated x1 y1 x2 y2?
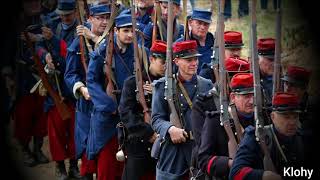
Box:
24 31 71 121
272 0 283 95
131 0 151 124
211 0 220 82
250 0 276 172
217 0 238 159
105 0 117 101
164 0 182 129
183 15 190 41
75 0 91 75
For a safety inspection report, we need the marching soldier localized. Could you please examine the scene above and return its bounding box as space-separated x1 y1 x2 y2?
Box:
176 9 215 74
136 0 155 31
152 40 213 179
229 92 305 180
14 0 49 167
257 38 275 105
64 4 111 179
199 31 245 83
36 0 81 179
86 13 138 180
142 0 184 48
119 40 167 180
191 72 254 180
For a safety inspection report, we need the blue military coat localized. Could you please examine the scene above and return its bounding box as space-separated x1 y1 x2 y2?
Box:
151 75 213 179
86 35 136 160
64 36 94 159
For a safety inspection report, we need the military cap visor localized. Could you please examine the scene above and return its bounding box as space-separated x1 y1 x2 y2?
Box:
232 87 254 95
55 9 75 15
281 76 308 87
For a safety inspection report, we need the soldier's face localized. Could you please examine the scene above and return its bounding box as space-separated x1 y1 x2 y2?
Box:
150 56 166 76
90 14 110 35
137 0 154 8
60 12 76 25
225 48 241 59
258 56 274 76
160 2 180 21
175 57 198 77
271 111 299 137
230 93 254 114
115 27 133 45
189 19 210 39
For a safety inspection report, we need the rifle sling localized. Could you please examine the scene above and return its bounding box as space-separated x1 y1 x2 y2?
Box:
269 124 288 162
177 80 193 109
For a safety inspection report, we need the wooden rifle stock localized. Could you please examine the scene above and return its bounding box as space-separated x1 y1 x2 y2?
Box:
165 0 182 129
131 0 151 124
250 0 276 172
105 1 117 101
218 0 238 159
24 31 71 121
152 1 159 43
272 0 282 95
76 0 89 74
183 15 190 40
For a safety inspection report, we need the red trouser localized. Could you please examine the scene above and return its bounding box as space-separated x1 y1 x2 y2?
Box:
47 103 76 161
80 153 96 176
14 94 47 145
97 136 124 180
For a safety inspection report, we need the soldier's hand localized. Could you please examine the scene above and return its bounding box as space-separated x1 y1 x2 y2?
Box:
143 81 153 94
168 126 188 144
21 32 38 42
45 53 55 70
79 86 91 100
149 132 158 143
41 27 53 40
262 171 282 180
228 159 233 168
76 25 96 41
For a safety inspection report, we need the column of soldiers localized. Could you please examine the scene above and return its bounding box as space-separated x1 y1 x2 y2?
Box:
11 0 313 180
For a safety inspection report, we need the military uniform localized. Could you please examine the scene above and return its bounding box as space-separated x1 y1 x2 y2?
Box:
142 0 184 48
35 0 81 179
191 73 254 180
229 93 305 180
64 4 112 178
86 13 139 180
151 40 213 179
118 40 167 180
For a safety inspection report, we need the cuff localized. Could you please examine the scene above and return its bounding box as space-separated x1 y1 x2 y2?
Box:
207 156 230 177
73 81 85 99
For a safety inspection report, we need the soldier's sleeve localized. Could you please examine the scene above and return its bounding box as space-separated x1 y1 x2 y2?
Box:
151 78 172 140
86 46 116 113
229 126 264 180
64 37 84 99
119 76 154 140
197 107 230 178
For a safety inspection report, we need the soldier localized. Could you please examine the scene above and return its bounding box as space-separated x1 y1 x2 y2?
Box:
64 4 111 180
142 0 184 48
13 0 49 167
257 38 275 105
136 0 155 31
229 92 305 180
86 13 137 180
176 9 214 74
152 40 213 179
191 72 253 180
199 31 244 83
36 0 81 179
119 40 167 180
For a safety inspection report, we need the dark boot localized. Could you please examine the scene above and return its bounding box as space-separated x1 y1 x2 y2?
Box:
68 159 82 179
81 173 94 180
55 161 68 180
22 145 37 167
33 137 49 164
